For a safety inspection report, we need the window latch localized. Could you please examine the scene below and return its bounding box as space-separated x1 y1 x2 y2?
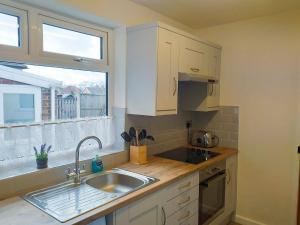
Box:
73 57 86 62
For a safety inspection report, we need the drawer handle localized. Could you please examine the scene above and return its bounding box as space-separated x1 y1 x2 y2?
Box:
161 206 166 225
190 67 200 73
178 210 190 221
178 196 191 205
173 77 177 96
178 181 191 190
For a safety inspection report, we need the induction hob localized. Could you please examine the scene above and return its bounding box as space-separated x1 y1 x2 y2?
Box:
156 147 220 164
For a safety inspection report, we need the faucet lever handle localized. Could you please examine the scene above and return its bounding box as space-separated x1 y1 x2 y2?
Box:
80 164 86 174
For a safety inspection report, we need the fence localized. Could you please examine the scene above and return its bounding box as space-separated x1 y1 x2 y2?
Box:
55 94 106 120
80 94 106 117
55 97 77 119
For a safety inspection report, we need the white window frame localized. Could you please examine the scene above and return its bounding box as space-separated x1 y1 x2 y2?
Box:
0 3 28 59
0 0 113 119
0 84 41 124
34 14 108 72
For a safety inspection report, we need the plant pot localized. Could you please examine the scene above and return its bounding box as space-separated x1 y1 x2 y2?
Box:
130 145 148 165
36 159 48 169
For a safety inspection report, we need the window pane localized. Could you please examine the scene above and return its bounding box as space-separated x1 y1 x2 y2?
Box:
4 94 35 123
0 12 20 47
43 24 102 60
24 65 107 120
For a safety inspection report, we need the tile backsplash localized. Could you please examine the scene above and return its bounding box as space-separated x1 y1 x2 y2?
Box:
126 111 193 155
125 106 239 155
193 106 239 149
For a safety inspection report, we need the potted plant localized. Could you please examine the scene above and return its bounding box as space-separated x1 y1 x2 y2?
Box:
121 127 155 165
34 144 52 169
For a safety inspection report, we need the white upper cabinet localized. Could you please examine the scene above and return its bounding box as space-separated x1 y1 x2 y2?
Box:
127 24 179 116
207 46 221 79
179 36 209 77
127 22 222 115
156 28 179 112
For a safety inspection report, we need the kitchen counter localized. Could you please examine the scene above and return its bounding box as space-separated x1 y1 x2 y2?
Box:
0 146 237 225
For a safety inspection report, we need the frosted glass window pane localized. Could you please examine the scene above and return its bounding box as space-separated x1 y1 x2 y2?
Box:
4 94 35 123
43 24 102 60
0 13 19 47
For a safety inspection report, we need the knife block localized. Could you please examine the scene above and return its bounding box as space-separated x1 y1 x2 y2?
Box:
130 145 148 165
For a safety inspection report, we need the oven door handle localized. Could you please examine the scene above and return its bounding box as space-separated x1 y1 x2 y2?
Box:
200 173 225 188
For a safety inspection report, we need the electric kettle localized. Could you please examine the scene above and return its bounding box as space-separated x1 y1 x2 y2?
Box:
191 130 219 148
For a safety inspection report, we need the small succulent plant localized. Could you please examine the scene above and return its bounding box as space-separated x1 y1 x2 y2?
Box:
34 144 52 161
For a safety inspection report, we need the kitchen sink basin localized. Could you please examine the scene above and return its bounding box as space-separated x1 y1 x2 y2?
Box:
86 170 152 194
24 169 158 222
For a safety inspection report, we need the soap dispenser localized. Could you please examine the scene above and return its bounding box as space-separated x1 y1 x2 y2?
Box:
91 155 103 173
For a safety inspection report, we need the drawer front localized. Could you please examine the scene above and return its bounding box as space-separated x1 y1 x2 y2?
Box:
180 213 198 225
164 185 199 217
166 200 198 225
165 172 199 201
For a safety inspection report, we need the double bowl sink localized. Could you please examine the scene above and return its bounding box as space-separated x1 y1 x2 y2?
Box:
24 169 158 222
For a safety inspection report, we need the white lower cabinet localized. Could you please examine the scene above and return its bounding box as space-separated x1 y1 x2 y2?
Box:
115 190 163 225
115 172 199 225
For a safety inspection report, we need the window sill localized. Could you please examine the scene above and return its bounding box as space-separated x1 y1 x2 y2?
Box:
0 146 124 180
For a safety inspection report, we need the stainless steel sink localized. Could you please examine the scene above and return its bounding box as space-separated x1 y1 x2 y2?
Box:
86 169 153 194
24 169 158 222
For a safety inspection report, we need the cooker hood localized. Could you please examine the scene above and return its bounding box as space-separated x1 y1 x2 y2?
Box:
179 72 218 83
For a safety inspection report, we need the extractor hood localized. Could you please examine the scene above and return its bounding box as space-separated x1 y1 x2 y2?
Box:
178 73 218 83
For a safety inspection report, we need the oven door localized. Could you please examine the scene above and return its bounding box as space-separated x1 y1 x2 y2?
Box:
199 172 226 225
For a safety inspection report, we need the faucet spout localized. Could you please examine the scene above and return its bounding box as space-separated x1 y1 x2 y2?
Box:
73 136 102 184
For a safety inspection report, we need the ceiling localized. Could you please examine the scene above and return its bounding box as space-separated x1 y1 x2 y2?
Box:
130 0 300 28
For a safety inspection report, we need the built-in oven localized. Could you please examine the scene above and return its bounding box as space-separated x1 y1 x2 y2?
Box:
199 161 226 225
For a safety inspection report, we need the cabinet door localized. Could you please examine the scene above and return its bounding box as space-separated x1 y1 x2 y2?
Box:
115 191 163 225
156 28 179 113
208 47 221 79
207 47 221 108
225 155 238 215
179 36 208 76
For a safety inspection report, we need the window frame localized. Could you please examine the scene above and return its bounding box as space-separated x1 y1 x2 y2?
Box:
0 1 113 120
35 14 108 72
0 3 28 59
0 84 41 125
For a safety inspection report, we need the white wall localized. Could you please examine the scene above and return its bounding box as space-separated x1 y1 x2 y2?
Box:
195 10 300 225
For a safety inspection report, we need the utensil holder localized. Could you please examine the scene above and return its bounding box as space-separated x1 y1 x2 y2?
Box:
130 145 148 165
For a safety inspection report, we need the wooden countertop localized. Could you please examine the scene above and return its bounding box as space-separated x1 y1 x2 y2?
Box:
0 146 237 225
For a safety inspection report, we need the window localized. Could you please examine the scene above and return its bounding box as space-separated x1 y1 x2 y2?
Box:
4 93 35 123
0 13 20 47
0 4 28 54
24 65 108 120
42 24 102 60
0 2 113 175
38 15 108 69
0 84 41 124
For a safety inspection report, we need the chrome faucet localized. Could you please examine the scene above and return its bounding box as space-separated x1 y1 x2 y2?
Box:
67 136 102 184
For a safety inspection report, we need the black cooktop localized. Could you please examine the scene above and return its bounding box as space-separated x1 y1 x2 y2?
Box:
156 147 220 164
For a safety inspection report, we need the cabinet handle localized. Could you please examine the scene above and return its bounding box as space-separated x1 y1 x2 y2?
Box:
209 83 214 96
178 210 190 221
178 181 191 190
178 196 191 205
226 168 231 184
173 77 177 96
161 207 166 225
190 67 200 73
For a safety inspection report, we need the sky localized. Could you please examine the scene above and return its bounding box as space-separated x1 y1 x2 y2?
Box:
25 65 106 87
